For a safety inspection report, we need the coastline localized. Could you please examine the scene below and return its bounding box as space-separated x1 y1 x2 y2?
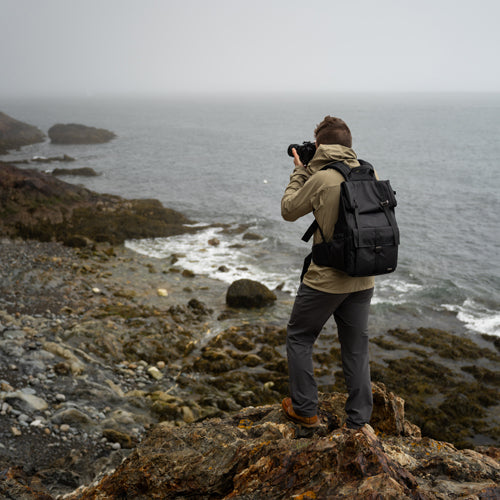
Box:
0 235 499 496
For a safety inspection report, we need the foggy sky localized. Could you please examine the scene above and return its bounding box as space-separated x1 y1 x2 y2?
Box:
1 0 499 97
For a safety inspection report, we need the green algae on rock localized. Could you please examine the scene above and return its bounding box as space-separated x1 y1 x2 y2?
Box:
0 162 194 245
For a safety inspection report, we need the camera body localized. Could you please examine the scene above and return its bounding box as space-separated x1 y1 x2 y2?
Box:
287 141 316 166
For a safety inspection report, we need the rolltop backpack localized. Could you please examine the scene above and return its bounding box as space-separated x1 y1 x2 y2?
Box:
301 160 399 278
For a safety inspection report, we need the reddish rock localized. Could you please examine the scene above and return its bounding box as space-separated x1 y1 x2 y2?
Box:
61 386 499 500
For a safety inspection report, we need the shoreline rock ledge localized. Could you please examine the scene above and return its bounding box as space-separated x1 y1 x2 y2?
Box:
0 161 194 245
55 383 499 499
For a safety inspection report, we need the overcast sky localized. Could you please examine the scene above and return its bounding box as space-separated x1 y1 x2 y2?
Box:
1 0 499 97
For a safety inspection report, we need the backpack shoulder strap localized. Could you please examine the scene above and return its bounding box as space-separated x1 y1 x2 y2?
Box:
301 161 349 243
320 161 352 180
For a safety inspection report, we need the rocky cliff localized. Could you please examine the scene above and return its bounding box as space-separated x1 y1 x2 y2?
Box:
0 111 45 154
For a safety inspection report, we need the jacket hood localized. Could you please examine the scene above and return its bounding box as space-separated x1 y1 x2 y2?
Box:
307 144 359 175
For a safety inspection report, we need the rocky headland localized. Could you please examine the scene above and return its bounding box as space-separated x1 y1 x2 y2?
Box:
0 160 499 498
0 112 45 155
0 162 195 246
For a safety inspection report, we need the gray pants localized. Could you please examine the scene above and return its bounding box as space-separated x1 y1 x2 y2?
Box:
286 283 374 428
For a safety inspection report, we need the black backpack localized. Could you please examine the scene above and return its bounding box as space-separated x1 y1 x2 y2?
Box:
301 160 399 278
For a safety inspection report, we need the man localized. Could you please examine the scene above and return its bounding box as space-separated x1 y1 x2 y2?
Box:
281 116 374 429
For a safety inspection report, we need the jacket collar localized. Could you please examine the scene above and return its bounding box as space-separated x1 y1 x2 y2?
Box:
307 144 359 175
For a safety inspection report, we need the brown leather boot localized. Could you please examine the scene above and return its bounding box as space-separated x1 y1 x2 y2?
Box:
281 397 319 428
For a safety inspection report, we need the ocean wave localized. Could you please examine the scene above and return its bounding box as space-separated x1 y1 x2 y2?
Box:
125 226 300 294
442 299 500 336
126 227 430 308
371 278 423 305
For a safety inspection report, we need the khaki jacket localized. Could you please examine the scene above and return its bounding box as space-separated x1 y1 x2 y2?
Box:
281 144 375 294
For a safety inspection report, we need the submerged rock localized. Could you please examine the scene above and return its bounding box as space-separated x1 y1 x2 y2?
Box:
48 123 116 144
0 111 45 154
32 154 75 163
226 278 276 308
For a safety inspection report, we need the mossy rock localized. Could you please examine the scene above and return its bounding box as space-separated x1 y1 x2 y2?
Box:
226 279 276 308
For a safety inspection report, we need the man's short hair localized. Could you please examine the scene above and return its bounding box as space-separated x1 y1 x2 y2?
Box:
314 116 352 148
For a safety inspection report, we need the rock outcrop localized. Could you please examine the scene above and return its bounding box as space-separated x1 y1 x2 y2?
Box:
61 384 499 500
0 111 45 154
0 236 498 499
0 161 193 245
48 123 116 144
52 167 99 177
226 278 277 308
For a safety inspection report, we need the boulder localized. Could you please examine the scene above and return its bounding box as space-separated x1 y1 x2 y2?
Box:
0 111 45 154
48 123 116 144
226 279 276 308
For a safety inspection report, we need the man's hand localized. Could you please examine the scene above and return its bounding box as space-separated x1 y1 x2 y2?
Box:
292 148 304 168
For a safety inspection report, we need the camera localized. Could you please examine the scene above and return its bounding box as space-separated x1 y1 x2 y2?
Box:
287 141 316 166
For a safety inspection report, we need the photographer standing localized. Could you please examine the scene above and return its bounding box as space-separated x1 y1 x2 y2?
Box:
281 116 375 430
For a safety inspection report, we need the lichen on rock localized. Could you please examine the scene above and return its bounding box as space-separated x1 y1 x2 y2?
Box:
62 384 500 500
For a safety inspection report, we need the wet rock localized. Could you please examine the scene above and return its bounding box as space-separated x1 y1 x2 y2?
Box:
242 232 263 240
187 298 212 316
226 279 276 308
0 111 45 154
102 428 135 449
193 347 239 373
48 123 116 144
0 162 195 245
52 167 98 177
32 154 75 163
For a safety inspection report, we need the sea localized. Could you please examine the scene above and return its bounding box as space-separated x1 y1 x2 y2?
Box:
1 93 499 338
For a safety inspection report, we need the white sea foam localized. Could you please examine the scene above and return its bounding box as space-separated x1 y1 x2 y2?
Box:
126 227 429 306
442 299 500 336
125 226 300 294
371 278 423 305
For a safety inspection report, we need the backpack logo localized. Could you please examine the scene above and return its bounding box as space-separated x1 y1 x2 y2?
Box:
302 160 400 277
